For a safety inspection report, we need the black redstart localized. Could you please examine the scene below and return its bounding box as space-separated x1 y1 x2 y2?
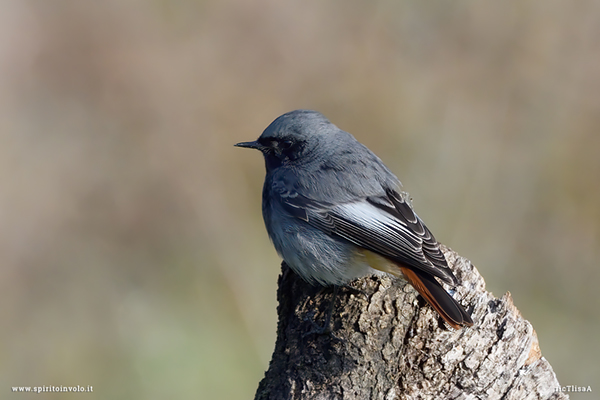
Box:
235 110 472 329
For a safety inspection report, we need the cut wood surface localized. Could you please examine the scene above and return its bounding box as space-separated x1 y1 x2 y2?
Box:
255 245 568 400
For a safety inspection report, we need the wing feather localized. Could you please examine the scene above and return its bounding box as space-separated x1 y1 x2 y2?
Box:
279 187 457 285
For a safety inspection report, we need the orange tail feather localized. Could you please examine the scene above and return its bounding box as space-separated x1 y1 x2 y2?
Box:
400 266 473 329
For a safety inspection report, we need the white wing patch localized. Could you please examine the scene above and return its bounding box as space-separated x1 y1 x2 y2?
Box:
332 201 426 258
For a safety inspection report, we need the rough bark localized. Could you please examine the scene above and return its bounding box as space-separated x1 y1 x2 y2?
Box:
254 245 568 400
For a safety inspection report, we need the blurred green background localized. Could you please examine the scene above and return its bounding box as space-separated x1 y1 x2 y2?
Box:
1 1 598 399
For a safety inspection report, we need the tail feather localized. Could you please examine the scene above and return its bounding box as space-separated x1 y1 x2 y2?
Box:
400 266 473 329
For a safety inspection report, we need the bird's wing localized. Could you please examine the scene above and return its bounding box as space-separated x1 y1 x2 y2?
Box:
279 186 457 285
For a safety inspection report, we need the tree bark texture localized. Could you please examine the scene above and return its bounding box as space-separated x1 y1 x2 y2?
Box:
254 245 568 400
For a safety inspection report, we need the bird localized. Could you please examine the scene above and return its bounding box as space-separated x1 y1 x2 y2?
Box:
235 110 473 329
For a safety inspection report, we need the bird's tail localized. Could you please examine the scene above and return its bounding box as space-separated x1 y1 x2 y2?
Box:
400 266 473 329
359 249 473 329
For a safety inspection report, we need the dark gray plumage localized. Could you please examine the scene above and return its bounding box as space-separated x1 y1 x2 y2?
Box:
235 110 472 329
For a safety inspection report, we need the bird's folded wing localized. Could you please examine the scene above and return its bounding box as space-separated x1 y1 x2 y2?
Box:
280 188 457 285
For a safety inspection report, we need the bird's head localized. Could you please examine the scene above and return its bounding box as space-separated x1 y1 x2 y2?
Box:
235 109 336 170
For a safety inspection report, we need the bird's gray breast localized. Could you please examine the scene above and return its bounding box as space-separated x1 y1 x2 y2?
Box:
261 171 373 286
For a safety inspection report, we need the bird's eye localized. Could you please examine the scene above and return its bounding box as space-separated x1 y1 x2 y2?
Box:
280 140 293 150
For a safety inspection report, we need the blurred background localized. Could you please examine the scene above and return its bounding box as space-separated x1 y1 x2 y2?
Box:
1 1 598 399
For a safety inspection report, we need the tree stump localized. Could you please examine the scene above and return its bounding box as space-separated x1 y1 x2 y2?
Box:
254 245 568 400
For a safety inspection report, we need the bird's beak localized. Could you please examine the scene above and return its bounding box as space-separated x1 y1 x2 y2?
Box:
235 140 264 151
